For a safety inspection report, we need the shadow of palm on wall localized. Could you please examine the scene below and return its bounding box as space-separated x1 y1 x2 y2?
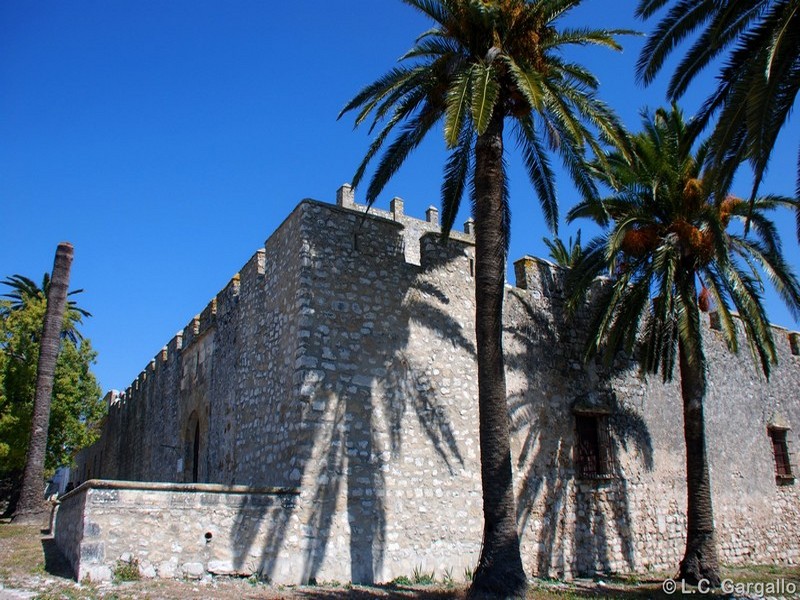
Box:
505 273 654 578
231 231 474 585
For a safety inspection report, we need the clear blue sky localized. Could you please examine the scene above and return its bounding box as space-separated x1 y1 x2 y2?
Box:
2 1 798 393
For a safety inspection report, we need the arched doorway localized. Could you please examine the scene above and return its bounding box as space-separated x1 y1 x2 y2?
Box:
184 410 203 483
191 420 200 483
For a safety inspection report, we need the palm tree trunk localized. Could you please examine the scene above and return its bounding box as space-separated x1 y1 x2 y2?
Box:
468 110 527 599
13 242 74 524
677 281 720 586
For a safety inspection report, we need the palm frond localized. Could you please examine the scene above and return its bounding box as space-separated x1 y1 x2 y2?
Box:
701 266 739 352
365 100 444 205
350 87 428 189
470 63 500 135
636 0 714 86
440 126 473 237
402 0 452 25
564 235 609 314
339 66 420 122
444 67 473 148
503 56 545 113
400 35 462 61
548 27 638 51
2 272 91 341
637 0 800 224
513 116 557 233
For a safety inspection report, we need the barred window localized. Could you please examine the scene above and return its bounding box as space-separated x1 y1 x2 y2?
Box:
575 414 615 479
768 427 794 483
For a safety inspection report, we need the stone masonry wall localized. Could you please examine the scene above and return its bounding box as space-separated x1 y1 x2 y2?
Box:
507 258 800 577
69 188 800 584
54 481 303 583
281 203 482 583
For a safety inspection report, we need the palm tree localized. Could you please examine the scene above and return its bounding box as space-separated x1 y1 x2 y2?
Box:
12 242 75 523
543 230 583 268
340 1 631 595
2 273 90 345
567 106 800 585
636 0 800 230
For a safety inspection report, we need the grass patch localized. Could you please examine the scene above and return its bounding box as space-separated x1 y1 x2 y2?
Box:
389 567 440 587
0 524 44 576
112 557 140 582
389 574 412 586
722 562 800 583
0 524 29 540
412 565 436 585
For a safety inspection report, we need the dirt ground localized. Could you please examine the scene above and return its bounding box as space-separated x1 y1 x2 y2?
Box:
1 522 798 599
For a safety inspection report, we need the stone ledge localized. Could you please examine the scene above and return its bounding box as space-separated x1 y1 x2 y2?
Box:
60 479 299 501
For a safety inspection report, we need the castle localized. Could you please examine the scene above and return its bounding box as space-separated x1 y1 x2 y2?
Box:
55 186 800 584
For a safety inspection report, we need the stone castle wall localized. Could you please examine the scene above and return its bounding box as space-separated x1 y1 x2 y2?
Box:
64 187 800 584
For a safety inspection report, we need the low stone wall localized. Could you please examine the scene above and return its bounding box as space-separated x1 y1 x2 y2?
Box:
53 483 87 576
54 480 301 583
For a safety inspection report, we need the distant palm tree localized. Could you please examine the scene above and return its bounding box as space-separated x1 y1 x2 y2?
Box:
636 0 800 231
13 242 75 523
543 230 583 268
340 1 631 595
2 273 90 344
568 106 800 585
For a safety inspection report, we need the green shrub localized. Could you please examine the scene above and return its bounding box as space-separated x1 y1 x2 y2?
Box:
412 565 435 585
112 557 140 582
389 574 412 586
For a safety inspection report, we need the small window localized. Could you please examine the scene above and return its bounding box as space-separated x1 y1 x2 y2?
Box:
768 428 794 483
575 414 615 479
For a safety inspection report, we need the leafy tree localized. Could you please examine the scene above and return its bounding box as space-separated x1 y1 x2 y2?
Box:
636 0 800 233
2 273 91 345
0 302 104 475
567 105 800 585
0 258 104 518
543 230 583 268
340 1 630 595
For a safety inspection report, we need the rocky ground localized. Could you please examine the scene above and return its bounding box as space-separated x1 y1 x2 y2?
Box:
1 522 798 599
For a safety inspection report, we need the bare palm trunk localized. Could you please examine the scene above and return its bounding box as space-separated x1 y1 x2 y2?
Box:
13 242 74 523
468 111 527 599
677 277 720 586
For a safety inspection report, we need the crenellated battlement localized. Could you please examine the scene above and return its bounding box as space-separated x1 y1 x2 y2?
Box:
513 255 565 298
216 274 240 318
335 183 475 265
114 185 800 413
106 186 800 413
335 181 476 240
240 248 265 285
110 185 482 406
